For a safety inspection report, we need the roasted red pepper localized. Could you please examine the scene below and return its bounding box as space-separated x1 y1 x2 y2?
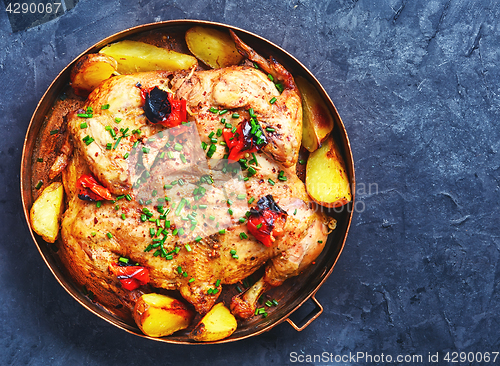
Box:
247 195 288 247
76 174 113 201
109 262 150 291
223 119 268 162
141 86 186 128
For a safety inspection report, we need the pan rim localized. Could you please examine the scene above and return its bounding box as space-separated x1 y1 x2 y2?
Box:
20 19 355 344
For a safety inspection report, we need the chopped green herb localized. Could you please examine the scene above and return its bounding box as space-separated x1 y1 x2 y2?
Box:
82 135 94 145
269 97 277 104
101 104 110 110
106 232 113 239
35 180 43 189
207 144 217 158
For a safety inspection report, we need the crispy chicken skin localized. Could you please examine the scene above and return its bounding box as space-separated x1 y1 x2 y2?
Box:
60 34 331 319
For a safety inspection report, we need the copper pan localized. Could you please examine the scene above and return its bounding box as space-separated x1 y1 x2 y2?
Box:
20 20 355 344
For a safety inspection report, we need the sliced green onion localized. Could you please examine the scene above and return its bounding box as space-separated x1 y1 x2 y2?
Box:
269 97 277 104
207 144 217 158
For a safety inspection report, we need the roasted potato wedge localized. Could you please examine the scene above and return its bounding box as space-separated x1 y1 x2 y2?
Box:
189 303 237 342
296 76 334 152
70 53 118 96
133 293 194 338
306 136 352 207
185 26 243 69
30 182 64 243
99 40 197 74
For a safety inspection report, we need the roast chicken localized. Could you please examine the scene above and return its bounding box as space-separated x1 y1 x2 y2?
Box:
58 33 333 321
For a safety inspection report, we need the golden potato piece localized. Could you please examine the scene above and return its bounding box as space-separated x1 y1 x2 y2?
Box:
185 26 243 69
189 303 237 342
133 293 194 338
30 182 64 243
99 40 197 74
306 136 352 208
70 53 118 96
296 76 334 152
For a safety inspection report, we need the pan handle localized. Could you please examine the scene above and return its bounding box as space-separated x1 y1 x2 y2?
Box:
285 294 323 331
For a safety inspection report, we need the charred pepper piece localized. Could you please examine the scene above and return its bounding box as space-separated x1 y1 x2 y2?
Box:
247 195 287 247
223 119 268 161
77 174 113 201
109 262 150 291
142 86 187 127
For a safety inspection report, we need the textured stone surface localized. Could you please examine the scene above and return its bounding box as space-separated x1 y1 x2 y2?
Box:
2 0 500 364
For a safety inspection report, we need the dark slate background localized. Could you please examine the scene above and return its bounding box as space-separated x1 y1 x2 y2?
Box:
2 0 499 365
